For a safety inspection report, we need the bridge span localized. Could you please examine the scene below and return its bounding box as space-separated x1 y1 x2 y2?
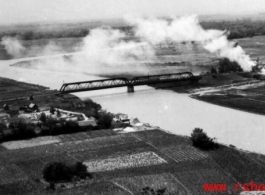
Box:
59 72 201 94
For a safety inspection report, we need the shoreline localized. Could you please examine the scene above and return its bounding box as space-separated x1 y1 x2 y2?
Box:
192 95 265 116
151 74 265 116
1 73 265 154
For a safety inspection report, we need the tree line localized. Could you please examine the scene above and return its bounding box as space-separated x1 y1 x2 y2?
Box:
1 19 265 41
201 20 265 39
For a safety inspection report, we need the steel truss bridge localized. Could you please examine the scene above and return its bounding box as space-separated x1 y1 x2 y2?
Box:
59 72 201 94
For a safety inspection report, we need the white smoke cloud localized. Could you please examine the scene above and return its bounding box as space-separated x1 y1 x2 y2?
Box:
80 28 156 65
3 15 256 74
1 36 26 58
127 15 224 44
1 36 64 58
127 15 256 71
204 36 255 71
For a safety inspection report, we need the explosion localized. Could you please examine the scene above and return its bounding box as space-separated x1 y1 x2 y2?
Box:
1 15 256 73
127 15 255 71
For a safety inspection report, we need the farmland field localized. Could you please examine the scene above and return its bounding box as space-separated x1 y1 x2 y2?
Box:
0 128 265 194
132 130 191 148
55 134 140 153
244 152 265 168
159 145 209 162
49 181 132 195
84 151 166 172
173 168 239 195
16 153 77 179
2 136 60 149
115 173 191 195
0 143 64 164
69 140 153 162
209 146 265 183
0 164 28 185
56 129 118 142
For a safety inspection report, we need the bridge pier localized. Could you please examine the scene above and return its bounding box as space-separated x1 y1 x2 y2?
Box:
127 85 134 93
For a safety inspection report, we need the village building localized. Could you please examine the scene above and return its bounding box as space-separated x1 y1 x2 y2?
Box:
78 117 97 127
113 113 130 123
28 103 39 112
19 103 39 113
3 104 9 110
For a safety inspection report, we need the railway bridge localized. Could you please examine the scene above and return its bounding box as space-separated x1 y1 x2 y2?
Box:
59 72 201 94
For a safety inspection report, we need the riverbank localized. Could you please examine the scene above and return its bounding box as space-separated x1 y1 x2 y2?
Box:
152 72 265 116
191 76 265 116
2 73 265 194
0 76 152 144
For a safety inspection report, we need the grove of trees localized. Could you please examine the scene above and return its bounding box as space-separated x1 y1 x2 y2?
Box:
1 19 265 41
190 128 219 150
218 58 243 73
43 161 92 183
201 19 265 39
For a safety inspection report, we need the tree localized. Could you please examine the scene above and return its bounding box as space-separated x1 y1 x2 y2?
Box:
24 123 36 138
0 123 7 131
39 113 47 123
15 121 36 139
190 128 218 150
73 162 91 179
50 106 55 115
43 161 91 183
3 104 9 111
64 121 80 133
218 58 243 73
210 67 217 74
22 31 35 40
29 95 34 101
17 121 27 132
97 111 113 129
56 109 61 117
43 162 73 183
8 122 15 129
83 99 102 118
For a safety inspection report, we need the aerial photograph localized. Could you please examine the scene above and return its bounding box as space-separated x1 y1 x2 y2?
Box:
1 0 265 194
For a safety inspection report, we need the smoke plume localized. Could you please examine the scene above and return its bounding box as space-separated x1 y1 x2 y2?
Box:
2 15 255 74
127 15 255 71
1 36 26 58
1 36 64 58
80 27 156 65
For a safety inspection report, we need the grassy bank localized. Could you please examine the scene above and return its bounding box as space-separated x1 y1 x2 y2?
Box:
194 94 265 115
152 73 265 115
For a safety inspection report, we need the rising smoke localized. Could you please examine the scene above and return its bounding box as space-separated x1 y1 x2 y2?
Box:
127 15 255 71
1 15 256 73
80 27 156 65
1 36 64 58
1 36 25 58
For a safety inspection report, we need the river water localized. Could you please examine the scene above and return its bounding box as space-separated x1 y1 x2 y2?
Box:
1 56 265 154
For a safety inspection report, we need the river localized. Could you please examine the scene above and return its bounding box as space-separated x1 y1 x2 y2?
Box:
1 56 265 154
